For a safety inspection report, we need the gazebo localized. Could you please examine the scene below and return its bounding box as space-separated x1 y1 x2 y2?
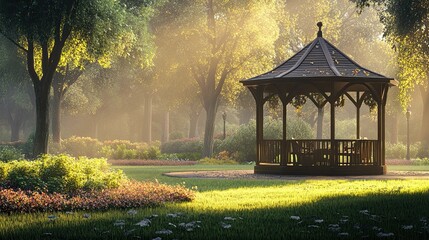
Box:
241 22 397 175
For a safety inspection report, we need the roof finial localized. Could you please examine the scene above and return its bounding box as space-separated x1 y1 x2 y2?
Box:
317 22 323 37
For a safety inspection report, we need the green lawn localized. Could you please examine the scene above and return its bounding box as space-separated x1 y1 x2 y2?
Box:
1 164 429 239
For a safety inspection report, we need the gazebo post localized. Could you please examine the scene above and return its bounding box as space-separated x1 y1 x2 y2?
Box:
249 86 264 165
356 92 360 139
382 85 389 166
281 100 287 165
330 97 336 166
377 93 383 166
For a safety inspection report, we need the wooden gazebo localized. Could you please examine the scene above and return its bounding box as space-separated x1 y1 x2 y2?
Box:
241 22 397 175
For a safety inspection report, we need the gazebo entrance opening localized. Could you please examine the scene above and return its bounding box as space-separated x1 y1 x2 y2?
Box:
241 23 397 175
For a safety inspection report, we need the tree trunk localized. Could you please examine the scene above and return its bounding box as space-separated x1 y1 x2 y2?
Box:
202 99 218 157
317 107 324 139
162 111 170 143
419 86 429 157
189 110 200 138
33 84 51 157
142 94 153 143
51 90 62 144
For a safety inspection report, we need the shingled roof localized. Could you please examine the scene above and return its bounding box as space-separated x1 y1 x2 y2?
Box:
241 22 394 85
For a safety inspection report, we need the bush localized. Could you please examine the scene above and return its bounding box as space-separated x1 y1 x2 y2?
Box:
0 155 126 194
218 118 313 162
0 145 24 162
385 142 419 159
161 138 203 154
61 136 103 158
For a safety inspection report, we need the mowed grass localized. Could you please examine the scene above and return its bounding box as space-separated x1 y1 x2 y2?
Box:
1 164 429 239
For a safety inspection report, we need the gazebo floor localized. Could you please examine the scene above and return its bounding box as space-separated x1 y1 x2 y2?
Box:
254 165 386 176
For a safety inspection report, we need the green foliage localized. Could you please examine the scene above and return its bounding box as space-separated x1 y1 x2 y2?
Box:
385 142 420 160
219 118 312 162
61 136 103 158
0 145 23 162
56 138 161 160
161 138 203 154
1 155 126 194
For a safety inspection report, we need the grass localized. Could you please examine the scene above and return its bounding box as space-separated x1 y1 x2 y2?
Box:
1 164 429 239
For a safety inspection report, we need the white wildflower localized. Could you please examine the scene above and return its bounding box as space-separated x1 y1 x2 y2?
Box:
340 219 349 224
167 213 181 218
83 213 91 219
114 220 126 227
168 223 177 228
65 211 74 215
127 209 138 216
290 216 301 220
155 229 173 235
224 217 236 221
328 224 341 232
359 210 370 215
401 225 413 230
314 219 324 224
307 225 320 228
221 222 232 229
376 232 394 238
135 219 151 227
372 226 382 232
337 232 349 237
48 215 57 221
152 237 162 240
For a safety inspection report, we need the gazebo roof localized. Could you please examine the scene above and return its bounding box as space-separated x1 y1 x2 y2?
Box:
242 22 395 86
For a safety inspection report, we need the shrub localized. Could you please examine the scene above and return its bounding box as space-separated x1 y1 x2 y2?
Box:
6 160 46 191
161 138 203 154
61 136 103 158
0 155 126 194
218 118 312 162
0 145 24 162
385 142 419 159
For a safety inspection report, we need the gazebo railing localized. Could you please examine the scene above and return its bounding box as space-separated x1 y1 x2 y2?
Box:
259 139 380 167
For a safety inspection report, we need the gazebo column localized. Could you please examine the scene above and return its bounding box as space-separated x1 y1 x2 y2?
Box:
356 92 360 139
281 100 287 165
249 86 264 165
330 98 336 166
377 93 383 166
381 85 389 166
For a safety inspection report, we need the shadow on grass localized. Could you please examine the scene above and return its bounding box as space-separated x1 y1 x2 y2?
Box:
2 191 429 239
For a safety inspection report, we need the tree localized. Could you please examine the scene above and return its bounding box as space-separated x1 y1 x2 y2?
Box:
49 2 155 144
355 0 429 155
156 0 279 157
0 0 129 156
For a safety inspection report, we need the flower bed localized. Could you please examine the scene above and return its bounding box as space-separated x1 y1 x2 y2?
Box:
0 181 194 213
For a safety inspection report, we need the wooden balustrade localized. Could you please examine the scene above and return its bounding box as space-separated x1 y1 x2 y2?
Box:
259 139 379 167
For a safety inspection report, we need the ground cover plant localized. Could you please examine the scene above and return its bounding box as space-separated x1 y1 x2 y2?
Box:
1 164 429 239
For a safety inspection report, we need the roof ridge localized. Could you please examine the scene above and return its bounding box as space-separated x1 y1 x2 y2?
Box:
319 38 341 76
323 38 389 78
